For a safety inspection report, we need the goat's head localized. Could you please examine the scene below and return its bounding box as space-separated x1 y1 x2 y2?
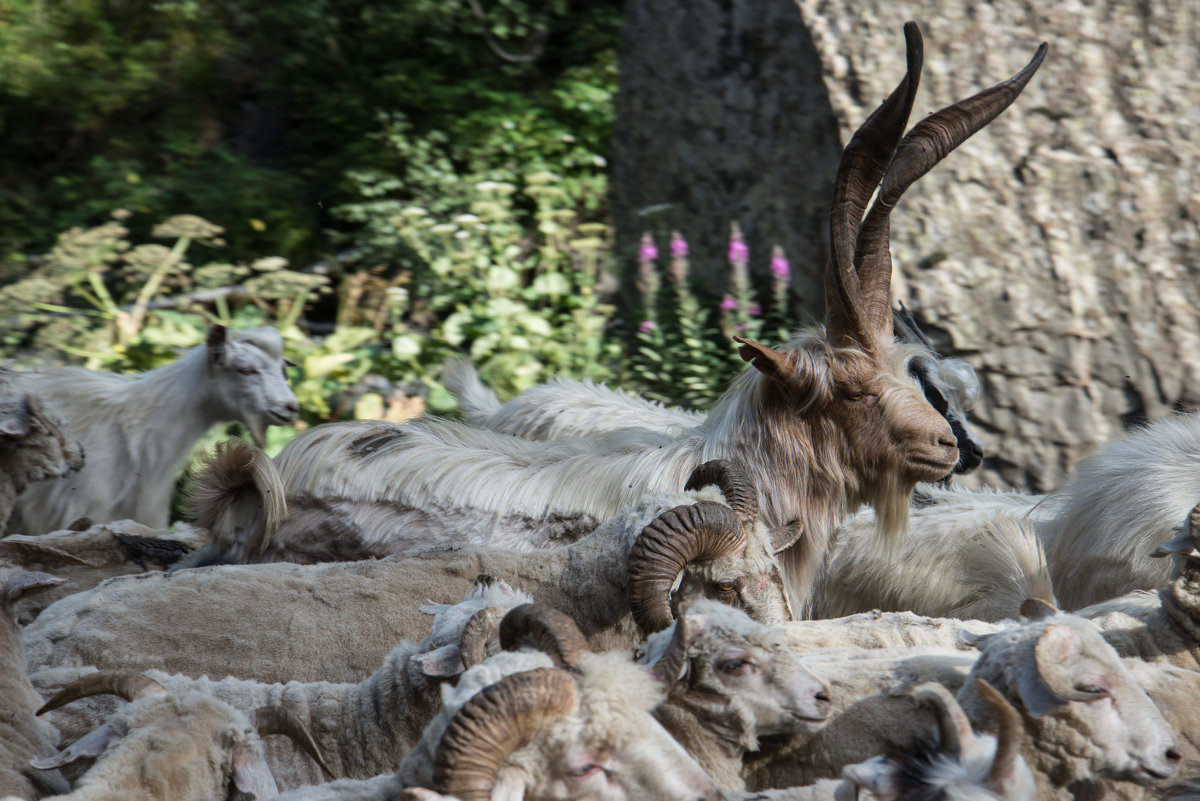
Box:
628 461 793 635
431 657 721 801
205 325 299 447
642 599 832 751
730 23 1044 528
841 680 1034 801
960 607 1181 786
34 671 331 800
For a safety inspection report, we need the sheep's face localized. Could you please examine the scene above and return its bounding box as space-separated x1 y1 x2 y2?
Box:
667 603 832 745
670 524 791 627
507 655 720 801
206 326 299 448
964 618 1181 786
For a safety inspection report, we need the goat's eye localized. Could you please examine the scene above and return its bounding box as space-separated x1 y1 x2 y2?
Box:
237 367 258 376
845 392 877 407
569 764 603 780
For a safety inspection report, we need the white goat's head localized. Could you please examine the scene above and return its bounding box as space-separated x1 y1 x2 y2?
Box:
960 607 1181 786
629 461 794 635
34 671 331 800
641 599 832 749
722 23 1044 536
841 680 1034 801
429 655 721 801
204 325 298 447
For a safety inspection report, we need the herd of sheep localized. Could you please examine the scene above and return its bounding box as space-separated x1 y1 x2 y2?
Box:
3 20 1200 801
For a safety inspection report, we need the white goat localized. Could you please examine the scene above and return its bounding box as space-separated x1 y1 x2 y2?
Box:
31 673 329 801
9 325 298 535
0 367 85 532
811 490 1057 621
443 303 986 476
207 28 1045 612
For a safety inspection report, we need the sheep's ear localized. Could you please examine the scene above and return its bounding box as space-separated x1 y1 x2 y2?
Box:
959 628 992 650
30 724 111 769
770 521 804 554
411 643 465 678
1019 598 1059 620
206 325 228 366
231 742 278 798
0 399 30 437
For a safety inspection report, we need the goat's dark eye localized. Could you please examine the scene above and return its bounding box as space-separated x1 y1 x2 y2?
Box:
237 367 258 376
721 658 753 675
845 392 877 406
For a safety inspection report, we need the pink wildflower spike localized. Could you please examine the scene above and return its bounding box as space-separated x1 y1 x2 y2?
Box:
770 246 790 282
638 320 657 333
719 296 738 311
638 232 659 264
670 232 689 259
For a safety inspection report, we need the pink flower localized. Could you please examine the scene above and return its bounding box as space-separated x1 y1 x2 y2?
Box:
749 302 762 317
719 296 738 311
670 233 689 258
728 239 748 264
638 232 658 264
770 247 790 281
735 322 747 331
638 320 656 333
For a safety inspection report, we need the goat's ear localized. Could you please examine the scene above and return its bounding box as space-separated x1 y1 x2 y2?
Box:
734 336 819 395
770 521 804 554
206 325 228 366
231 741 277 798
1019 598 1059 621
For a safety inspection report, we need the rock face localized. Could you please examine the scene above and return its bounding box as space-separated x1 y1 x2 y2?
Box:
612 0 1200 492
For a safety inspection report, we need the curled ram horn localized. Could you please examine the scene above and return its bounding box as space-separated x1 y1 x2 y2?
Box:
627 500 746 635
250 705 336 779
684 460 759 526
498 604 591 672
648 613 691 689
36 670 166 716
1033 624 1110 704
434 668 578 801
458 606 509 670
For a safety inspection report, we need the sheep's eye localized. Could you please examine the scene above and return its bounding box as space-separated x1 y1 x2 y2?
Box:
569 764 603 780
1076 684 1110 698
237 366 259 376
713 580 738 597
721 658 753 675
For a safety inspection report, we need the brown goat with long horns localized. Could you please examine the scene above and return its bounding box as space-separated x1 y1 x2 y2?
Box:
186 22 1047 612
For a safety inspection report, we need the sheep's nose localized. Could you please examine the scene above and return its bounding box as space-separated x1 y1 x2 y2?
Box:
1166 746 1183 764
814 687 834 717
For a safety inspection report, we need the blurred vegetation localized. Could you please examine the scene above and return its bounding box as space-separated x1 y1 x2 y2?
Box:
0 0 619 268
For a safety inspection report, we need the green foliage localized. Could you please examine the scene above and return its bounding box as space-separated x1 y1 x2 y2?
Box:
0 0 621 266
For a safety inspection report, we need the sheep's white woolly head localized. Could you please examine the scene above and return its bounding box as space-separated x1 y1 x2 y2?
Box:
640 599 830 750
959 612 1180 786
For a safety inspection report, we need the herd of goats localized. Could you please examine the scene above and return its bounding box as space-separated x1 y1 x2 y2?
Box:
3 21 1200 801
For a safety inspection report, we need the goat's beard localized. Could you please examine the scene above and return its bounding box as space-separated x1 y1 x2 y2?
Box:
869 469 915 549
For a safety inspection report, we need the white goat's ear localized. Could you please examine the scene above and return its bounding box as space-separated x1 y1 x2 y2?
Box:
206 325 228 366
411 643 465 677
30 724 111 769
1019 598 1059 620
231 742 279 798
841 755 901 801
770 521 803 554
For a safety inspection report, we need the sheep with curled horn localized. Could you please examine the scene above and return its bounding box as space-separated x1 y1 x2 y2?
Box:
32 577 533 793
442 301 985 476
186 20 1043 612
9 324 298 536
24 461 791 685
30 671 331 801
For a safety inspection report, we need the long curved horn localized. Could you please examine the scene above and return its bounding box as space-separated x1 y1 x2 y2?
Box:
459 606 509 670
434 668 578 801
684 460 758 525
251 705 336 779
648 617 691 689
498 604 591 672
976 679 1026 794
912 681 974 759
37 671 166 716
627 500 746 635
855 41 1048 340
825 20 923 346
1033 624 1108 702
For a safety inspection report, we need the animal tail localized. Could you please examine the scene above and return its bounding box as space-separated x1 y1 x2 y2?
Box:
441 357 501 424
179 439 286 567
